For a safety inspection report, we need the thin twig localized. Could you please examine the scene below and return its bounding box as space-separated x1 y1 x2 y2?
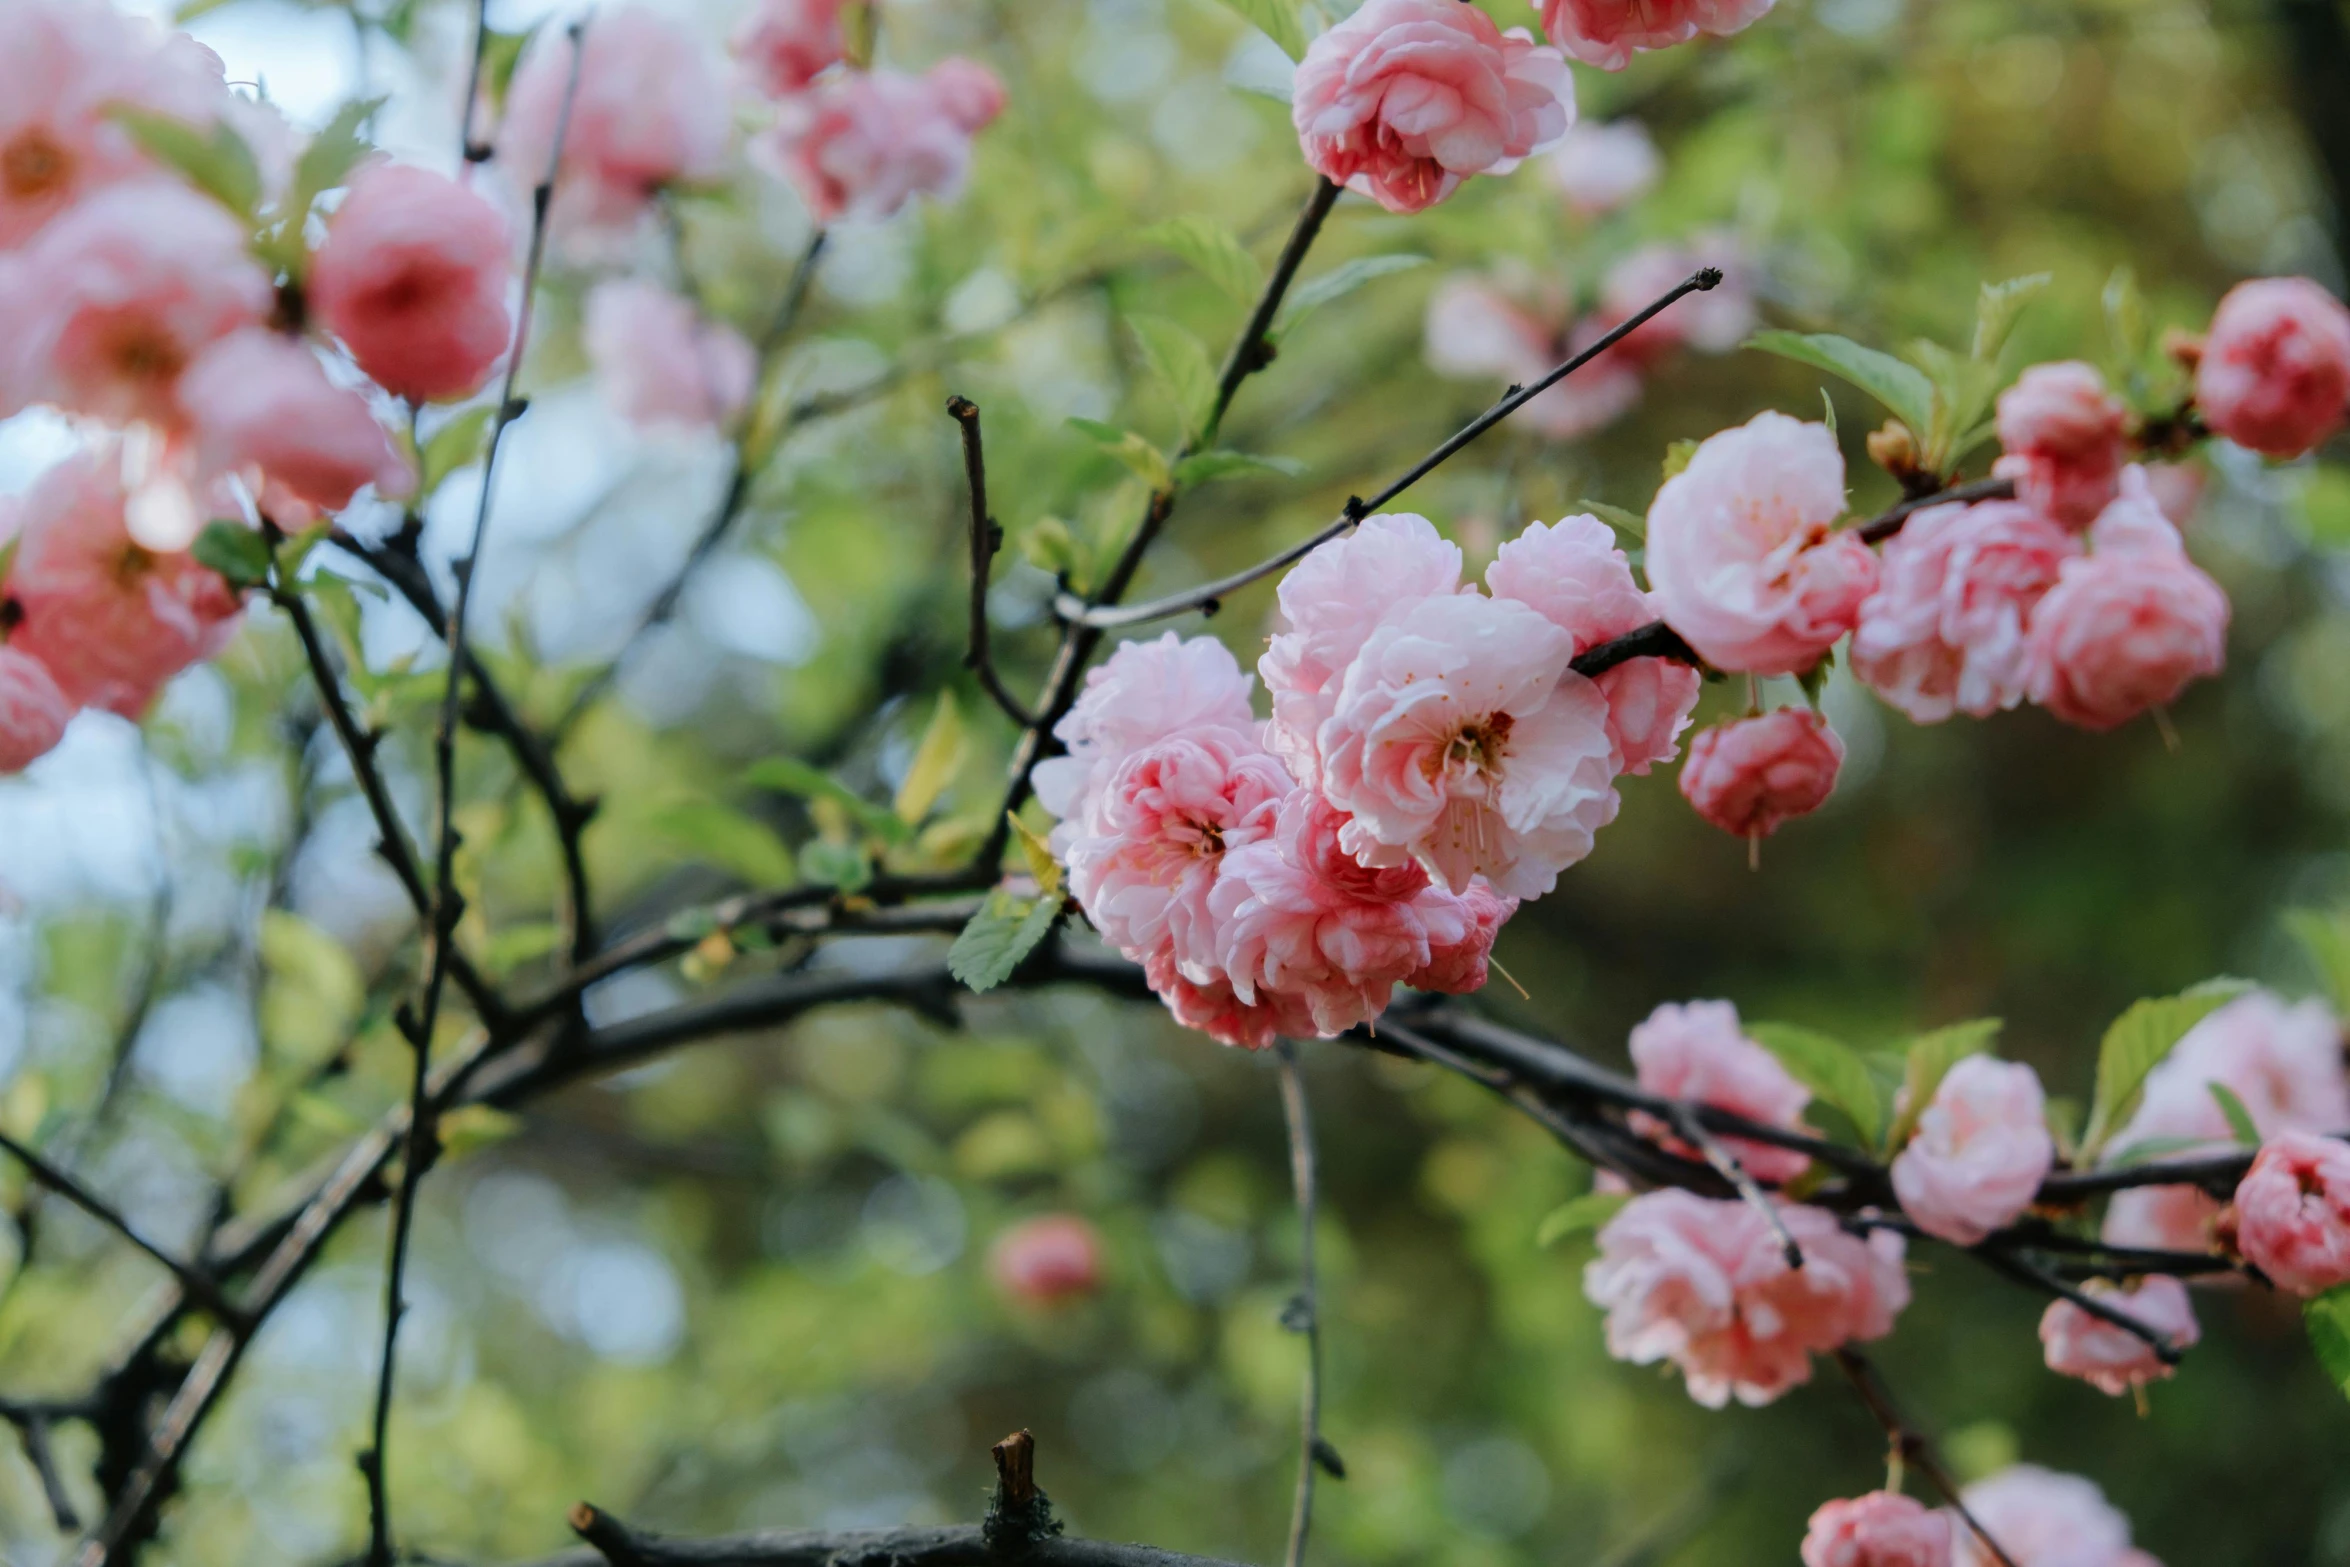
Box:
0 1130 245 1329
1832 1350 2020 1567
1054 265 1723 632
946 396 1036 725
455 0 493 163
1666 1105 1803 1268
1856 475 2015 545
1972 1249 2182 1363
12 1411 81 1532
1276 1043 1331 1567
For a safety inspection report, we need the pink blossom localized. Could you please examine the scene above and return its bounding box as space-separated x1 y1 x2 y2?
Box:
1260 512 1462 785
2102 990 2350 1252
177 330 411 523
760 60 1004 225
1645 412 1877 676
499 6 731 231
1409 878 1516 994
2037 1276 2197 1397
2024 483 2228 733
1678 709 1843 841
1851 500 2078 723
0 179 269 428
1890 1055 2054 1246
2196 276 2350 459
1802 1493 1953 1567
1545 119 1659 214
1488 513 1700 774
1318 591 1618 898
989 1214 1103 1305
1595 239 1755 364
1951 1466 2138 1567
2139 461 2204 529
1062 728 1292 978
1033 632 1258 836
309 162 512 405
1142 945 1313 1051
1537 0 1778 71
1291 0 1573 216
2227 1131 2350 1296
0 646 71 773
583 279 757 432
731 0 846 97
1992 363 2130 529
1421 279 1641 439
0 0 241 248
1584 1190 1908 1408
4 450 241 716
1626 999 1813 1184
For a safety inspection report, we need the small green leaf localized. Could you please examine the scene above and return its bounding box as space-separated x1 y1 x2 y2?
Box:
948 889 1063 992
1535 1191 1628 1248
1661 439 1700 482
1141 216 1263 305
1971 273 2052 363
1067 417 1172 490
1173 450 1305 487
1127 315 1219 442
892 692 966 826
1745 329 1937 441
2285 908 2350 1015
652 801 799 886
1021 516 1084 582
799 837 873 894
1007 811 1063 898
745 757 911 844
1887 1018 2003 1152
290 97 384 209
110 107 262 217
2305 1284 2350 1403
2207 1081 2262 1146
193 521 273 588
419 406 495 498
1574 499 1646 541
1276 254 1430 339
2104 1133 2214 1167
1204 0 1309 60
1747 1021 1885 1148
2081 978 2253 1158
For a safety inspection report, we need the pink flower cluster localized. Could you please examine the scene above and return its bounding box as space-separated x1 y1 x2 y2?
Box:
1890 1055 2054 1246
2038 1276 2197 1397
1583 1188 1909 1407
1627 999 1812 1181
730 0 1003 225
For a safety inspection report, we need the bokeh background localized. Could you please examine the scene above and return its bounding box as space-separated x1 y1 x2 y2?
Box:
4 0 2350 1561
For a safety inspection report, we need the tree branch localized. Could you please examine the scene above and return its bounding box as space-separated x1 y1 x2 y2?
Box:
1831 1350 2019 1567
1854 475 2016 545
1275 1043 1332 1567
946 395 1036 724
0 1129 245 1329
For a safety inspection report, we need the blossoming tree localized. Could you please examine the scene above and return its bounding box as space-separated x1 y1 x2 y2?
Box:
1 0 2349 1564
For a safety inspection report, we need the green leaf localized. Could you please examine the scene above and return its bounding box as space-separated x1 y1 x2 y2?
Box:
2081 978 2253 1158
2208 1081 2261 1146
1020 516 1085 582
193 521 273 588
892 692 966 826
110 107 262 217
1067 417 1173 490
1006 811 1063 898
1204 0 1308 60
1971 273 2052 363
1173 450 1305 487
484 921 563 973
1141 216 1263 305
258 910 362 1067
745 757 911 844
653 801 800 887
290 97 383 208
948 889 1063 992
1747 1021 1885 1148
1820 386 1839 439
2285 908 2350 1015
798 837 874 894
1661 439 1700 482
1887 1018 2003 1152
1276 255 1429 339
2305 1284 2350 1403
1127 315 1219 442
1575 499 1646 541
1535 1191 1628 1248
1745 329 1937 440
419 406 495 498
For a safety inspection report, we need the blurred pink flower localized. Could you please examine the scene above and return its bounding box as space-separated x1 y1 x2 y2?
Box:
1850 499 2078 723
2228 1131 2350 1296
1802 1492 1953 1567
1318 591 1617 898
1546 119 1659 214
1678 709 1843 841
1584 1190 1908 1408
583 279 757 431
2038 1277 2196 1397
731 0 846 97
178 330 411 523
1890 1055 2053 1246
1993 362 2129 529
1596 239 1754 364
1951 1466 2140 1567
761 60 1003 224
1645 412 1876 676
1421 277 1642 439
2196 276 2350 459
1627 998 1813 1183
310 162 512 405
989 1214 1103 1305
0 646 72 773
1487 513 1700 774
1538 0 1777 71
500 5 731 231
1291 0 1572 215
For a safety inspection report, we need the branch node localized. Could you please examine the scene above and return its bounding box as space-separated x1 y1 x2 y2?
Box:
984 1430 1062 1553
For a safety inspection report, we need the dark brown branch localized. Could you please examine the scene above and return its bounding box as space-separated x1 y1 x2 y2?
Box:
1855 475 2016 545
1055 265 1723 632
15 1409 81 1532
552 1507 1248 1567
456 0 493 162
1832 1351 2019 1567
1972 1249 2182 1363
946 396 1036 725
0 1130 245 1329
